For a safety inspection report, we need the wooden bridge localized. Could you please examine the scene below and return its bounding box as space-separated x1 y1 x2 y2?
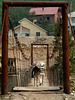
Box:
1 1 70 95
13 72 61 92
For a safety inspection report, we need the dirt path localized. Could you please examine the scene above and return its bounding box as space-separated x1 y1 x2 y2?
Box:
0 92 75 100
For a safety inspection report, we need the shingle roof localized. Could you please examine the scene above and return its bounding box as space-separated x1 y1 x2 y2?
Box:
30 7 59 15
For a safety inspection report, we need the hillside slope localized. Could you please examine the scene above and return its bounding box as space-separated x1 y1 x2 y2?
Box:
0 0 75 34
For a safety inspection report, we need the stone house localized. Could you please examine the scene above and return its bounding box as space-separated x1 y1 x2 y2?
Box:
9 18 47 37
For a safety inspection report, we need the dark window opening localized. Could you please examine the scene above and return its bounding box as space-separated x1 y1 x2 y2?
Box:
25 33 29 36
22 33 30 36
8 60 10 66
47 16 50 20
14 33 18 37
47 32 53 36
36 32 40 36
8 59 16 74
11 60 13 66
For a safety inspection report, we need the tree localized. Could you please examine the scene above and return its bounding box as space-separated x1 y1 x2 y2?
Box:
9 7 30 28
50 24 75 86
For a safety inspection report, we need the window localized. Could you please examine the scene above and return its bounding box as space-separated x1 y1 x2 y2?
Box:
47 16 50 20
22 33 25 36
25 33 29 36
22 33 30 36
8 59 16 74
36 32 40 36
14 33 18 37
48 33 52 36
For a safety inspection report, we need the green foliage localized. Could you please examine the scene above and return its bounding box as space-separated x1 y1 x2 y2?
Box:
9 7 30 27
35 15 55 34
69 35 75 74
50 25 75 86
50 24 63 85
0 0 75 35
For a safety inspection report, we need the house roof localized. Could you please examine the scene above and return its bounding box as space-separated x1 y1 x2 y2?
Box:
14 25 20 30
30 7 59 15
19 18 47 32
14 25 29 30
68 11 75 17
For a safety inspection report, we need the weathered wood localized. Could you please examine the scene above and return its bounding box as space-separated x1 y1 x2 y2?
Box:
62 4 70 94
3 1 68 7
1 4 9 95
13 86 61 92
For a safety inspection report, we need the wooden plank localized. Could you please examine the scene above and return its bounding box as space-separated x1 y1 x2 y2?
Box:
3 1 68 7
13 86 61 92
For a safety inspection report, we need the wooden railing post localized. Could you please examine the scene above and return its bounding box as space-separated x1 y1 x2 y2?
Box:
1 3 9 95
62 4 70 94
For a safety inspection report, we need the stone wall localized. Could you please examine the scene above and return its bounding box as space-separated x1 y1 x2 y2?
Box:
8 36 55 66
0 36 60 90
8 36 59 88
